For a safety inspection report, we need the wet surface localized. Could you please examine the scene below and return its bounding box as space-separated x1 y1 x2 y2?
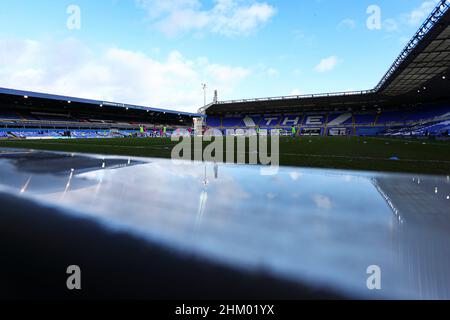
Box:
0 148 450 299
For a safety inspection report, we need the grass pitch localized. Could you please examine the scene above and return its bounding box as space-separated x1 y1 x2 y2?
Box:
1 136 450 175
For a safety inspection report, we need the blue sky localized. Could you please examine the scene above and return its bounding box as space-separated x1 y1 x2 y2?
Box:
0 0 441 111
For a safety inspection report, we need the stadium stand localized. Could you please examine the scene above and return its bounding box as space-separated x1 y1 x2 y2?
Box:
7 128 183 139
204 103 450 137
0 1 448 140
222 116 245 128
356 127 386 137
303 114 326 127
200 0 450 138
205 116 221 127
327 113 353 126
0 86 202 139
354 113 376 125
376 111 407 124
259 115 282 128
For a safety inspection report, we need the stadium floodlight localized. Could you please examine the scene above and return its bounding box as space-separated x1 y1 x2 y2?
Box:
202 83 207 106
24 95 28 99
68 101 71 104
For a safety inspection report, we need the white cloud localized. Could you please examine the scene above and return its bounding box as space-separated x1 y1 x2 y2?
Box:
337 18 356 30
137 0 202 18
292 29 305 40
0 37 250 112
314 56 338 73
266 192 277 200
266 67 278 76
312 195 333 210
136 0 276 37
289 171 302 180
382 18 399 32
370 1 438 34
406 0 439 26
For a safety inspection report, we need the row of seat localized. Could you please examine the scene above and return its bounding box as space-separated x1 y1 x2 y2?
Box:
0 128 185 139
206 104 450 128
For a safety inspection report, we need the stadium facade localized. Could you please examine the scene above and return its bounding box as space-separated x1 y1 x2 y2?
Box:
0 1 449 140
201 0 450 138
0 87 204 139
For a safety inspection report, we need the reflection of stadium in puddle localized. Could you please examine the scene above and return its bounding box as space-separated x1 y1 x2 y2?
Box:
0 150 144 195
0 149 450 299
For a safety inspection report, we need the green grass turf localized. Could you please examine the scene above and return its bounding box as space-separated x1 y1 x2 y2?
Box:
1 136 450 175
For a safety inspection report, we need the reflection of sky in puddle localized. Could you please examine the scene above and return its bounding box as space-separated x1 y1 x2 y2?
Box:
1 150 450 299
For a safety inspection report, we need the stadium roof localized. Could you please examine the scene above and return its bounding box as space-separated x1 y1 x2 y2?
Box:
376 0 450 96
0 87 205 118
202 0 450 114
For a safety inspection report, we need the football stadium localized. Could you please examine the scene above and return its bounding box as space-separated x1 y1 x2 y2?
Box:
1 0 450 305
